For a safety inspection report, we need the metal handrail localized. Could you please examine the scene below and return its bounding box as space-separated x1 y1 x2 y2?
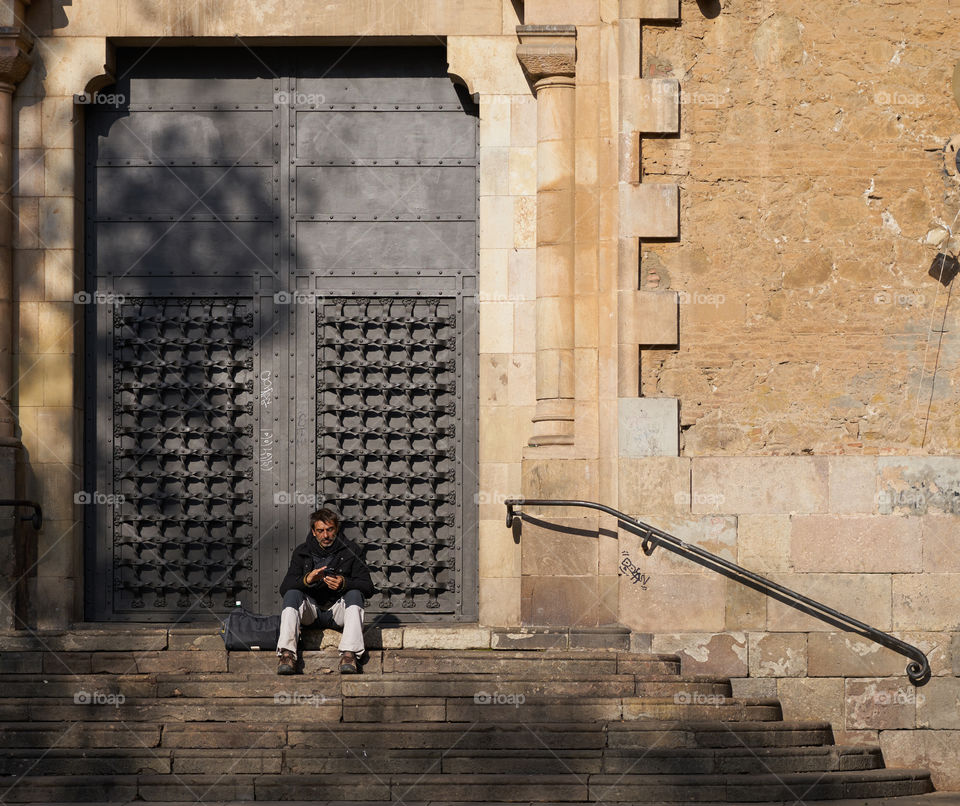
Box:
0 499 43 531
504 497 931 686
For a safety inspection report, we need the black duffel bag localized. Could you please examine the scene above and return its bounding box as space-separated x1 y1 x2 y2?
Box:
220 607 281 651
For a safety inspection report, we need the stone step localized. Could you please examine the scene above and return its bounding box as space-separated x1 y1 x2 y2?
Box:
0 672 729 702
0 769 934 803
0 698 342 723
342 696 781 723
607 720 836 748
0 743 887 778
380 649 680 676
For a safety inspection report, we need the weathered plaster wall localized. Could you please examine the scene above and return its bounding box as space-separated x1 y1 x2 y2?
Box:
639 2 960 455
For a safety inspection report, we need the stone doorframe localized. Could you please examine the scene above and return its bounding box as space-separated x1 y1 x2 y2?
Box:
6 2 541 629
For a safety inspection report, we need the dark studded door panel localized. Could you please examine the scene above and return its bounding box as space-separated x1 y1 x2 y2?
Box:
84 47 478 621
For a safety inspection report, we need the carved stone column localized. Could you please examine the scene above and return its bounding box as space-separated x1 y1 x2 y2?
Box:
517 25 577 447
0 21 32 630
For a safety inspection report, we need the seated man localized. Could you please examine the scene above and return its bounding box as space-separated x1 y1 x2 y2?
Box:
276 508 374 675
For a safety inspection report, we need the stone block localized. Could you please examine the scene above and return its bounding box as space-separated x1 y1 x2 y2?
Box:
621 573 727 632
39 197 75 250
44 147 75 198
41 39 111 98
34 576 74 629
725 581 767 631
522 575 614 627
922 516 960 572
14 249 43 303
15 197 38 248
479 300 514 354
650 632 748 677
524 0 600 24
520 516 598 576
478 94 512 148
38 301 74 353
41 353 74 406
777 677 844 728
479 576 521 627
618 456 690 525
447 37 531 97
880 730 960 790
894 631 952 678
766 573 891 631
521 458 600 503
15 147 44 197
479 147 509 197
737 514 792 573
618 182 678 238
44 249 78 301
692 457 829 515
622 78 679 133
748 632 807 677
877 457 960 515
620 513 736 574
808 632 909 678
510 147 537 196
916 678 960 729
514 194 536 248
828 456 878 513
845 677 917 730
620 0 680 19
892 573 960 631
479 190 515 249
509 247 536 300
16 100 42 150
790 515 923 573
479 405 533 463
480 518 521 578
618 290 678 345
618 397 678 457
402 626 491 649
730 678 778 699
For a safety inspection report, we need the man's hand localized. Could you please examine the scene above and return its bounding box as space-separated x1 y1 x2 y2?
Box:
323 574 345 591
305 567 327 585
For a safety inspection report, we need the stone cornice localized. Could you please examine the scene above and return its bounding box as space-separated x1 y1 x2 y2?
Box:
0 27 32 90
516 24 576 84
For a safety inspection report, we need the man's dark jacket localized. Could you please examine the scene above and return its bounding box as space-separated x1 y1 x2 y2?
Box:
279 533 375 605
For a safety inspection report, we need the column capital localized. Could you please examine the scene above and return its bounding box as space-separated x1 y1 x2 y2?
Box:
516 25 576 87
0 26 32 92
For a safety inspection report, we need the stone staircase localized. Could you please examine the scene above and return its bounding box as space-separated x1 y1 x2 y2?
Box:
0 627 936 803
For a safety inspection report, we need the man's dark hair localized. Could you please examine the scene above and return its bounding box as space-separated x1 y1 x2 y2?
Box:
309 508 340 531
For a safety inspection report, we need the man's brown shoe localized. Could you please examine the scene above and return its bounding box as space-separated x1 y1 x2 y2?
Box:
339 651 359 674
277 649 297 675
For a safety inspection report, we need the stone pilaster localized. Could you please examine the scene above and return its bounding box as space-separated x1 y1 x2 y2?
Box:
516 25 577 447
0 17 32 631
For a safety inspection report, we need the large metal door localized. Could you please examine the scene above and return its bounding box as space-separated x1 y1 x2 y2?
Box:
84 47 478 621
